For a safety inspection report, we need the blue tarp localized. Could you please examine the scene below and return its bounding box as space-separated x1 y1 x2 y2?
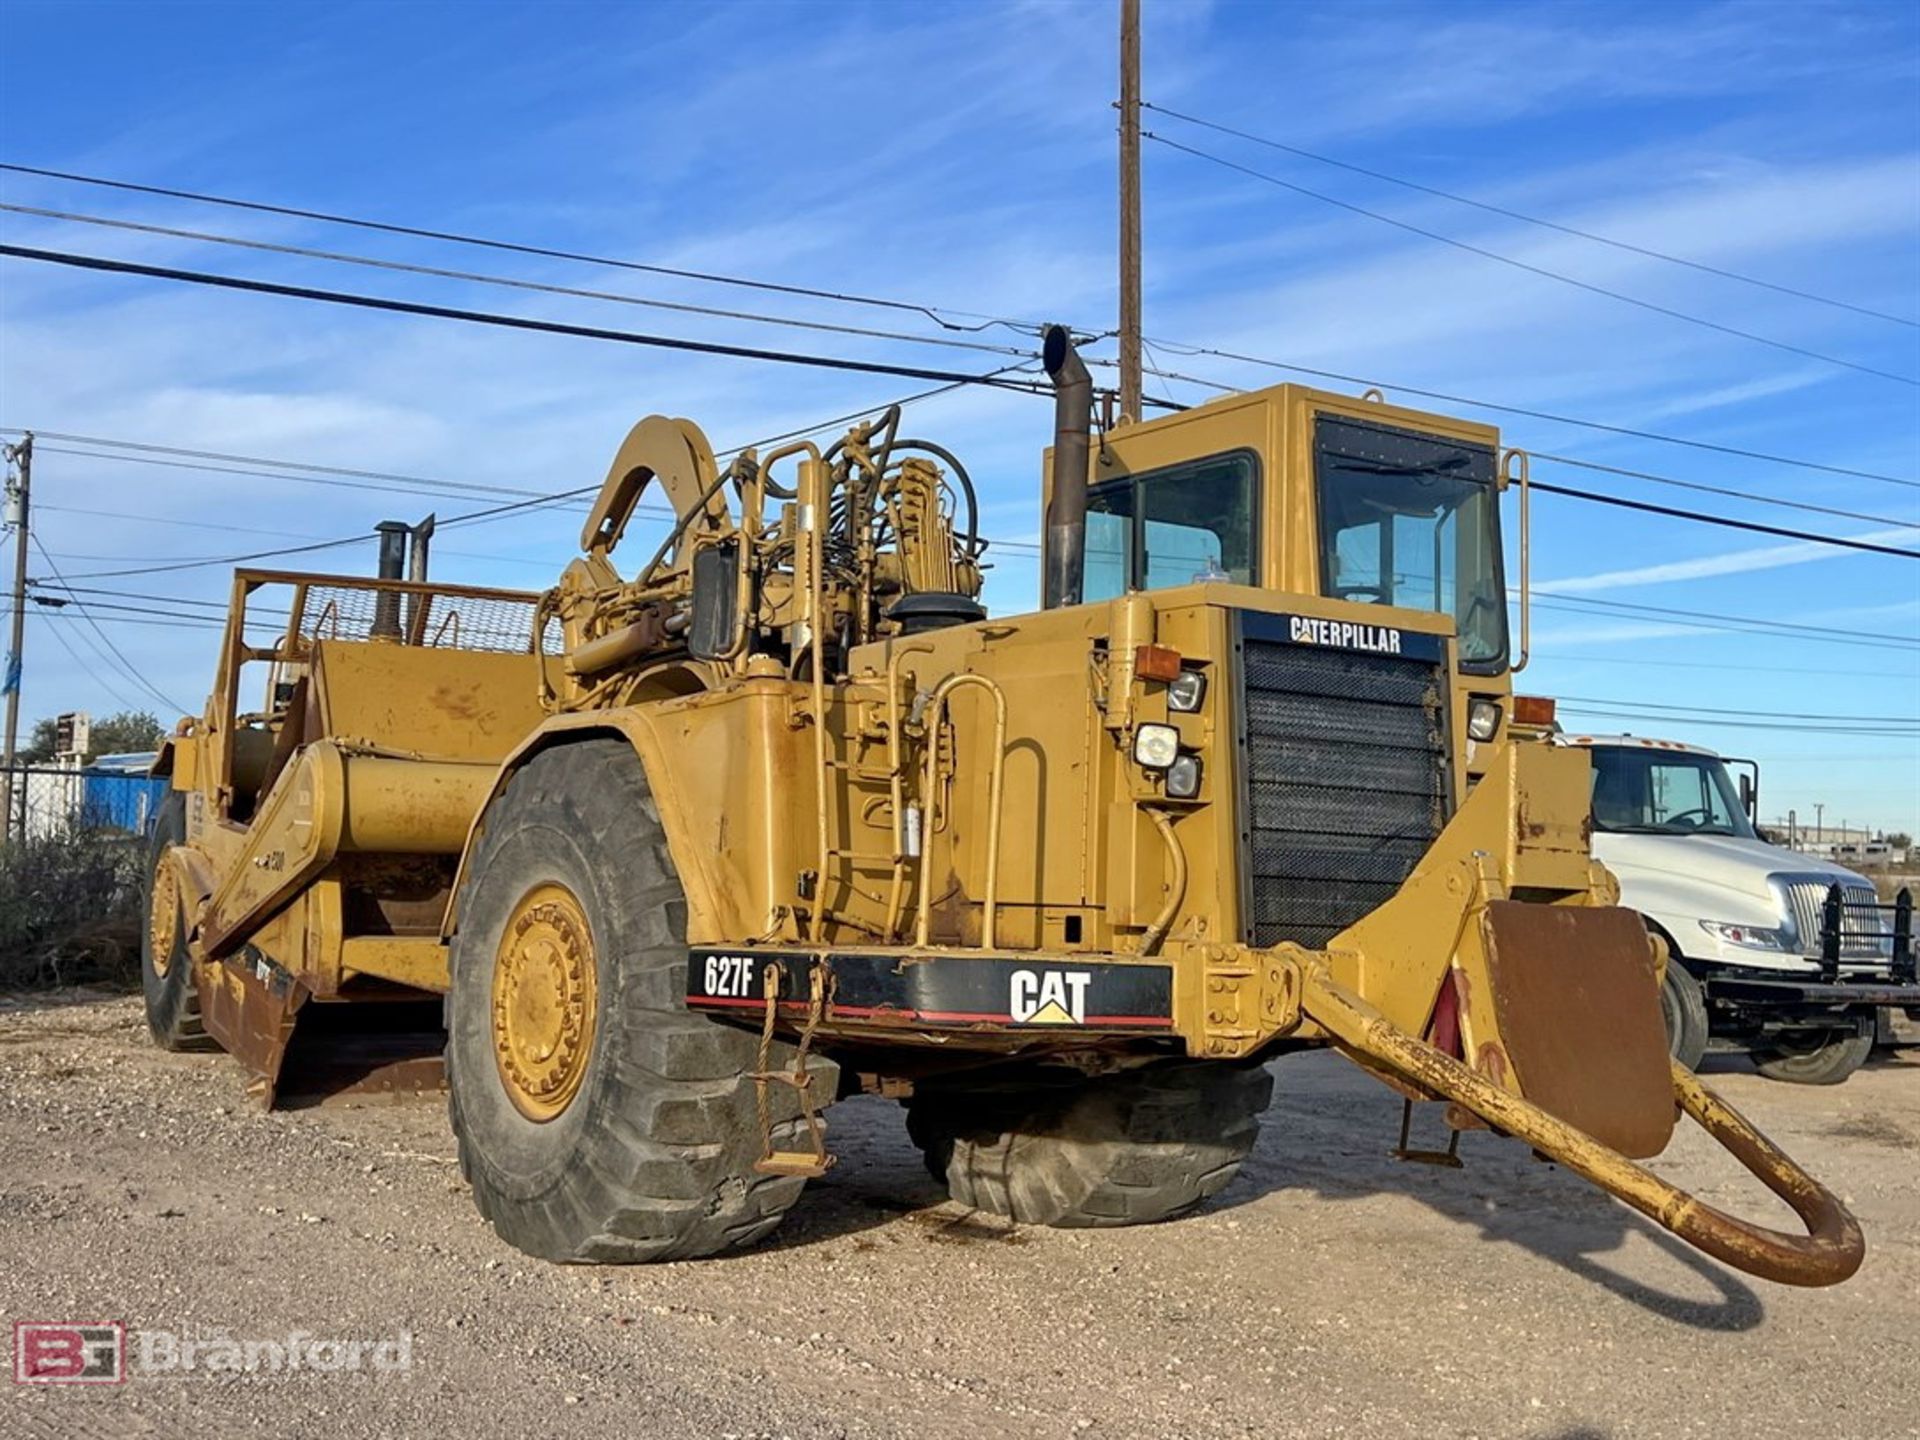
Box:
80 752 167 836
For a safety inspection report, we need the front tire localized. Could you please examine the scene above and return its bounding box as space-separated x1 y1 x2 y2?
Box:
1753 1020 1873 1085
141 794 216 1052
1660 961 1710 1071
446 739 834 1263
907 1061 1272 1227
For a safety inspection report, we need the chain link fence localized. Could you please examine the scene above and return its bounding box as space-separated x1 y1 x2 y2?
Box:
0 763 162 989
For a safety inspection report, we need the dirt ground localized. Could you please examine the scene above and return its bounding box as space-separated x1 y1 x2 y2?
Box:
2 990 1914 1440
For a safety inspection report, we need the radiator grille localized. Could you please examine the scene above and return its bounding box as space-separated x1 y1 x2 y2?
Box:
1780 877 1890 961
1239 631 1448 950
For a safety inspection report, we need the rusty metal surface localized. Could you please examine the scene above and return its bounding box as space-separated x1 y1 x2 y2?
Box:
1301 961 1864 1288
1481 901 1675 1159
197 952 306 1107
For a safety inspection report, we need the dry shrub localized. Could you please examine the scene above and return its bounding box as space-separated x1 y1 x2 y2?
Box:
0 826 144 989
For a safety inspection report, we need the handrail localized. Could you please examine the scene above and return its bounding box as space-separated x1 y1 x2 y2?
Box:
1300 961 1865 1288
1503 447 1530 673
913 673 1008 950
882 643 935 943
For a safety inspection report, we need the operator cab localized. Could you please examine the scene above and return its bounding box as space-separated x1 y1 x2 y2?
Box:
1053 385 1512 677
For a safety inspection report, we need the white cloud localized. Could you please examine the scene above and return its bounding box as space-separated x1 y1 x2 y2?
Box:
1537 527 1920 594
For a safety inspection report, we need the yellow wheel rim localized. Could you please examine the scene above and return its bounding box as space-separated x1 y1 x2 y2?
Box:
490 883 598 1123
148 863 179 978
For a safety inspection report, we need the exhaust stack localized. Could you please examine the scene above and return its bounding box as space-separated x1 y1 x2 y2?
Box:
1042 325 1092 609
371 520 409 639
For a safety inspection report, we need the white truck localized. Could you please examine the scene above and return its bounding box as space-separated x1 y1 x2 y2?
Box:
1562 734 1916 1085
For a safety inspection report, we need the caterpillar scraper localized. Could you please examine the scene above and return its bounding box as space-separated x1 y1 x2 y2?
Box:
144 328 1863 1285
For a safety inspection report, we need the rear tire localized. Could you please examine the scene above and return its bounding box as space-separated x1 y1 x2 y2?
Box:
141 794 216 1052
1753 1021 1873 1085
446 739 834 1263
907 1061 1272 1227
1660 960 1709 1071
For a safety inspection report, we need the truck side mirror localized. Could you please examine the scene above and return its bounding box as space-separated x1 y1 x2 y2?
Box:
688 539 741 661
1738 772 1755 817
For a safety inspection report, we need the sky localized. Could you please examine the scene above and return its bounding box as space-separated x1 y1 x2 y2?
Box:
0 0 1916 836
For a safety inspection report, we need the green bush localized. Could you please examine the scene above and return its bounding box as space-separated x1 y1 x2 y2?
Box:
0 826 145 989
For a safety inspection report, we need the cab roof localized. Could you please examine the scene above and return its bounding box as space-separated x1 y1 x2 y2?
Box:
1554 733 1721 759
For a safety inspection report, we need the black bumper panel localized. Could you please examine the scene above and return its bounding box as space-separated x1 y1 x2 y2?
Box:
687 948 1175 1032
1707 975 1919 1007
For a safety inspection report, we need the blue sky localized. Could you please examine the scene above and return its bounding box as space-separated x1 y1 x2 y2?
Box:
1 0 1916 835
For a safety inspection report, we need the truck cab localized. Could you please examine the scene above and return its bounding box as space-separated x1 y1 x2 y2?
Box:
1562 733 1915 1084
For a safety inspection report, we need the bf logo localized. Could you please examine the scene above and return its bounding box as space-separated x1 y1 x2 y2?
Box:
12 1322 127 1384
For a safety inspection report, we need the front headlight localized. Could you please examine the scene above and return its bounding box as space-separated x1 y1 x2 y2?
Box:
1133 723 1179 770
1467 699 1501 742
1167 669 1207 713
1699 919 1793 952
1164 754 1202 798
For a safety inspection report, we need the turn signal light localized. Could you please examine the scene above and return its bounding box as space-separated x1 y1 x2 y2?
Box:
1513 694 1557 727
1134 645 1183 683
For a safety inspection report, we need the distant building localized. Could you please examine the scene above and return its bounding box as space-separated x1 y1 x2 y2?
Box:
1769 819 1910 866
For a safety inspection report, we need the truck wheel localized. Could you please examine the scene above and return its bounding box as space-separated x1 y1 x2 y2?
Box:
1753 1021 1873 1086
141 794 216 1052
1660 961 1709 1071
906 1061 1272 1227
446 740 835 1263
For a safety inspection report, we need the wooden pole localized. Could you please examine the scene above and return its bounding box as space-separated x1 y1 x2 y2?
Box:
1118 0 1143 422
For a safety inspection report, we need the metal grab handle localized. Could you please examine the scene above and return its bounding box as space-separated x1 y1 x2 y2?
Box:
1302 967 1865 1288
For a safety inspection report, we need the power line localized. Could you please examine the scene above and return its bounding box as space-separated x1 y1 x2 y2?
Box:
0 161 1043 336
17 368 1035 581
29 582 284 614
1536 591 1920 642
0 203 1038 361
24 608 223 635
1132 345 1919 489
45 528 377 581
1554 694 1918 726
1126 356 1920 535
1532 594 1920 652
1141 103 1918 330
23 434 544 500
21 604 148 710
8 169 1913 489
0 243 1075 399
1558 708 1920 738
1526 481 1919 559
1529 651 1915 681
28 594 226 627
27 532 187 712
32 502 561 568
1140 130 1918 388
1530 453 1920 531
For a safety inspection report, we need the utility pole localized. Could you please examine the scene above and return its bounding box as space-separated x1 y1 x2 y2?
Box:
1118 0 1143 423
1815 802 1826 845
0 432 32 842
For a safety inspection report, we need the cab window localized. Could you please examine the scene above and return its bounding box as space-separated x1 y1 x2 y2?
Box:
1314 415 1507 672
1589 748 1755 838
1081 451 1258 604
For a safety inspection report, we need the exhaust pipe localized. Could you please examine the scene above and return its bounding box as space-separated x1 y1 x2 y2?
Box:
405 513 436 643
371 519 409 640
1042 324 1092 609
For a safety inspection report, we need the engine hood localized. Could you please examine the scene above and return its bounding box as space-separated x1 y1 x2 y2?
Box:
1592 831 1868 905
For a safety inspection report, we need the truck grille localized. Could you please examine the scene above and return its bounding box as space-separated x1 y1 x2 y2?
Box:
1238 624 1448 950
1779 876 1890 962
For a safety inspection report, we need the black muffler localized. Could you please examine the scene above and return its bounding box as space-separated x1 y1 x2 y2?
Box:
1042 325 1092 609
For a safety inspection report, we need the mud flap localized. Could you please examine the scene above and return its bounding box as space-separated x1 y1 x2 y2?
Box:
1481 902 1675 1159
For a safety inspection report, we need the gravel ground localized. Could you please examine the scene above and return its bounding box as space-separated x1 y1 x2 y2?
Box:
2 989 1914 1439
